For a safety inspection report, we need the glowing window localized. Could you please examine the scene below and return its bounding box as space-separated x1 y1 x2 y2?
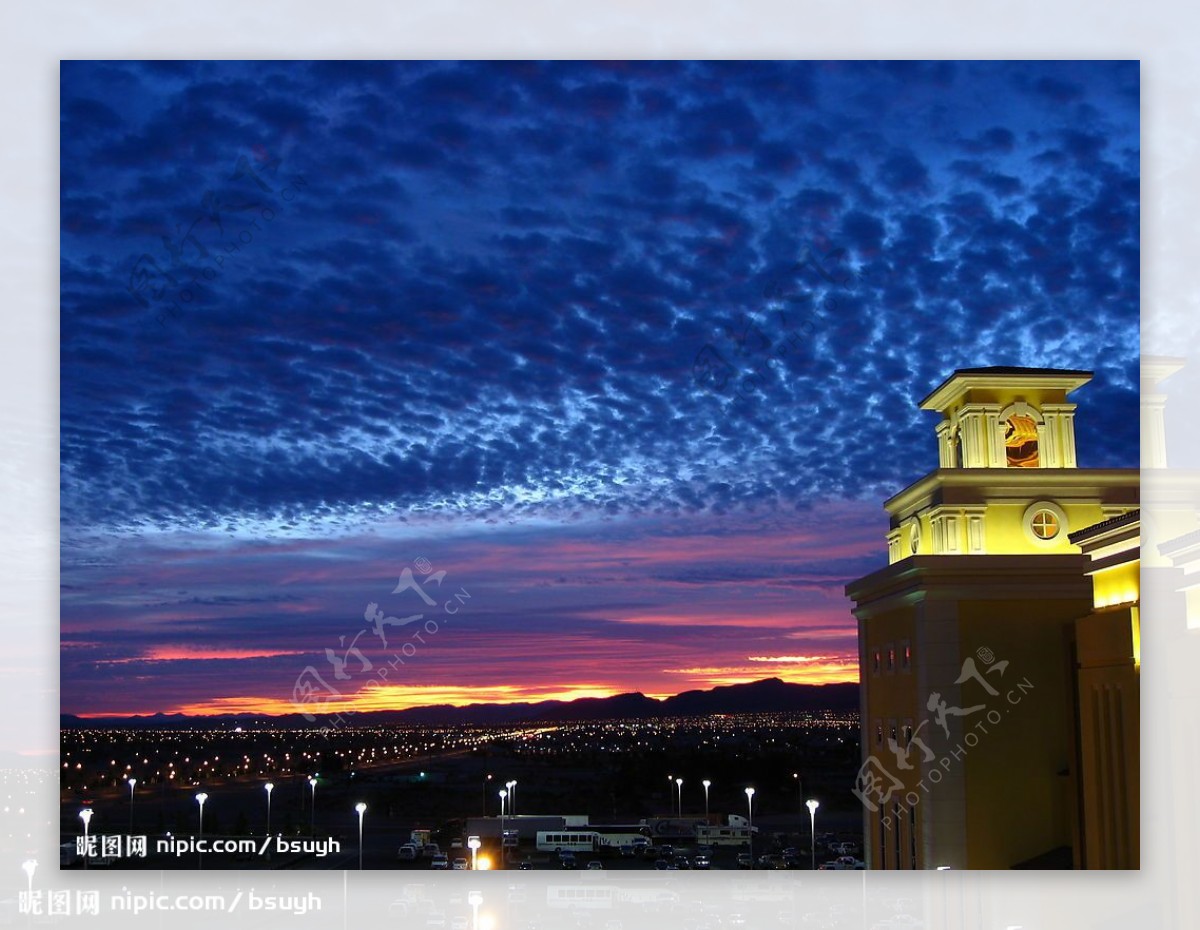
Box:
1031 509 1060 540
1004 414 1039 467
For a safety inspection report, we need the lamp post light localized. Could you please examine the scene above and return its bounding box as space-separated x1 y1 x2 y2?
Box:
675 778 683 817
498 789 508 869
806 799 820 871
505 780 517 817
309 777 317 835
264 783 274 838
667 775 673 815
22 859 36 898
127 778 137 835
195 793 208 870
355 802 367 870
745 788 755 867
793 773 802 829
482 774 492 816
468 835 481 871
78 809 93 870
702 780 711 819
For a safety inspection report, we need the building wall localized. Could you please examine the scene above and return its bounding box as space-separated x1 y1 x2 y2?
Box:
1072 605 1140 868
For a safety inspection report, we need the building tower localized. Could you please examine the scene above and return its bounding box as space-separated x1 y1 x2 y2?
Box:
845 367 1138 869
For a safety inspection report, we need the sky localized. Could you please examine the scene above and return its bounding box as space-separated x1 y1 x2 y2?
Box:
60 60 1140 716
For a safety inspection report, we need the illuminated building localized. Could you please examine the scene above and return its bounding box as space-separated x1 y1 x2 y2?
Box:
845 367 1138 869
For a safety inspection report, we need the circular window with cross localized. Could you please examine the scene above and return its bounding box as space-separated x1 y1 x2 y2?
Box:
1031 509 1060 539
1022 501 1068 546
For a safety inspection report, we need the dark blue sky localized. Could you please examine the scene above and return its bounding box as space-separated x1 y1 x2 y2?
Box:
60 61 1140 714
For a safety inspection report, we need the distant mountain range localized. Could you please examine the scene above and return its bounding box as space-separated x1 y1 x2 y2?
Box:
61 677 859 729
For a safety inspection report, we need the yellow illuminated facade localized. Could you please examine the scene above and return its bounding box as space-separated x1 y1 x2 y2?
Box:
846 367 1139 870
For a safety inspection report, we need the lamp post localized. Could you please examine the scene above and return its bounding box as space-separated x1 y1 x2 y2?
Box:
702 780 711 819
355 802 367 870
127 778 137 835
498 789 508 869
482 774 492 816
22 859 36 899
264 782 274 838
675 778 683 817
78 809 93 870
309 777 317 835
195 793 208 870
793 773 802 831
506 780 517 816
468 835 481 870
745 788 755 867
806 799 820 870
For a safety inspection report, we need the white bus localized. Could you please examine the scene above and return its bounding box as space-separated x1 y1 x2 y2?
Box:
592 829 651 850
695 824 754 846
536 831 598 853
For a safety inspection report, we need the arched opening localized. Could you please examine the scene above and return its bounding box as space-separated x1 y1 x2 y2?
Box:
1004 414 1039 467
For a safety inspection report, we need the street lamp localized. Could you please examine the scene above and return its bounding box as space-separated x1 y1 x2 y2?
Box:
482 774 492 816
127 778 137 835
21 859 36 899
468 835 481 870
702 780 711 819
667 775 673 815
506 780 517 816
78 808 93 870
498 789 508 869
355 802 367 870
675 778 683 817
309 777 318 835
195 793 208 870
264 782 274 838
806 798 820 870
745 788 755 866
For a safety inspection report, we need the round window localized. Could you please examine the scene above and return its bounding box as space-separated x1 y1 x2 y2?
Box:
1022 501 1067 546
1030 509 1060 540
909 519 921 554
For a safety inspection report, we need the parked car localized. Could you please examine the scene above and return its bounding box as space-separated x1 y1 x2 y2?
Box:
452 858 468 870
423 843 441 858
586 860 604 870
619 844 636 858
430 854 449 870
398 844 418 861
673 856 692 870
559 852 577 869
518 860 534 870
693 855 711 870
653 859 671 870
736 852 754 869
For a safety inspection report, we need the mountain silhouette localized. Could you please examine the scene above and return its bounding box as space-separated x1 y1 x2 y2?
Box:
61 677 859 728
